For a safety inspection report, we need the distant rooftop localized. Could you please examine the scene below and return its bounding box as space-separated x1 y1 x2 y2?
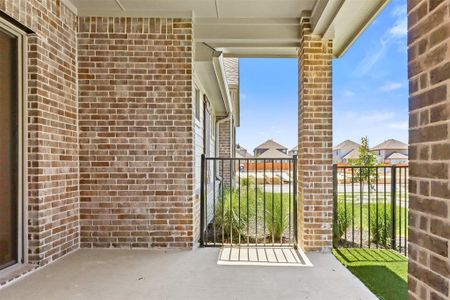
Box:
387 152 408 159
257 148 290 159
254 139 287 151
371 139 408 151
333 140 360 150
342 149 360 160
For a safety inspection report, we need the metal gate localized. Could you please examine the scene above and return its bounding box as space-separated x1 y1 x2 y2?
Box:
199 155 298 247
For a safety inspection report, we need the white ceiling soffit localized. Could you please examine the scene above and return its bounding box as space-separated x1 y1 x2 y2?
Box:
67 0 390 58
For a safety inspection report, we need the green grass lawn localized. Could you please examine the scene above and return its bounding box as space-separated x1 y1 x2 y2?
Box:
333 248 408 300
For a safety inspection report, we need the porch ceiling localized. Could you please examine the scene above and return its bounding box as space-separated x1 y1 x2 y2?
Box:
66 0 390 58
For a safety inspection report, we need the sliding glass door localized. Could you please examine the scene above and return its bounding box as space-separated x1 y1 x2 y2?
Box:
0 22 21 270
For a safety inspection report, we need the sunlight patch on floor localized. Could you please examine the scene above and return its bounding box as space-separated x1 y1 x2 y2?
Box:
217 247 313 267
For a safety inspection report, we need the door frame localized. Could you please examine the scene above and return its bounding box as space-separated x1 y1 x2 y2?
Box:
0 16 28 269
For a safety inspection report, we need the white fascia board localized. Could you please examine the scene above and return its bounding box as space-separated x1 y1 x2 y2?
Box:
212 54 233 115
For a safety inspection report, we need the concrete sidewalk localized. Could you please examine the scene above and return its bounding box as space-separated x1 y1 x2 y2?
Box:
0 248 376 300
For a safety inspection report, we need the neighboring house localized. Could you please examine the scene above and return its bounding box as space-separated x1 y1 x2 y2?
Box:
342 149 360 164
371 139 408 164
253 139 288 157
257 148 291 159
236 144 252 158
333 140 360 163
288 146 298 156
386 152 408 165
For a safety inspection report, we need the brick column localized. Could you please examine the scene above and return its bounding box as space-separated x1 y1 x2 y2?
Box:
297 17 333 252
408 1 450 299
218 117 233 187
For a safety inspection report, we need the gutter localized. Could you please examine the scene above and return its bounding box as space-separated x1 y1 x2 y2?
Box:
211 51 233 115
208 46 234 160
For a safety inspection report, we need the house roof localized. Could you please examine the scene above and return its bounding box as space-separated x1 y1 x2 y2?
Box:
254 139 287 151
223 58 239 87
371 139 408 151
342 149 360 160
290 145 298 152
257 148 290 159
236 145 253 158
333 140 360 151
386 152 408 160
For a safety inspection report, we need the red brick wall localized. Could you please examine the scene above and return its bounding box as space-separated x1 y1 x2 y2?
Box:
298 18 333 251
1 0 79 266
77 17 195 248
408 0 450 299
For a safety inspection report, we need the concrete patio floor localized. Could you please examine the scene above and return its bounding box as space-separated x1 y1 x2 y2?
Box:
0 248 376 300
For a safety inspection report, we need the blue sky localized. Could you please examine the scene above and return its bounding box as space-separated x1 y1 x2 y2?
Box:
237 0 408 152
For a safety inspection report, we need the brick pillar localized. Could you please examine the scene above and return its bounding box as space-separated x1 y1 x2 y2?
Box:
218 118 233 187
297 17 333 252
408 1 450 299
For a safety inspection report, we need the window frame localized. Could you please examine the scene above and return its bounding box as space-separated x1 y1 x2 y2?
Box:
0 17 27 269
194 86 201 121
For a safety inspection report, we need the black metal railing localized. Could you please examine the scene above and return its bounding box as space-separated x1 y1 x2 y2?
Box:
333 164 409 256
200 155 298 247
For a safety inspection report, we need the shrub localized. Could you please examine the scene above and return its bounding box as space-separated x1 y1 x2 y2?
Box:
369 204 393 247
265 193 289 241
214 187 255 242
333 201 352 246
240 176 254 187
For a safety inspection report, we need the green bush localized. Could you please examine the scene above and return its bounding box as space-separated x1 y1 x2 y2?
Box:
214 187 255 242
265 194 289 241
333 201 352 246
240 176 254 187
369 204 393 246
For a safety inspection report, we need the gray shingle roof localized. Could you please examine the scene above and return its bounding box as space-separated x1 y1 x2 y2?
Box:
257 148 290 159
386 152 408 159
254 139 287 151
371 139 408 151
333 140 360 150
223 58 239 86
343 149 360 160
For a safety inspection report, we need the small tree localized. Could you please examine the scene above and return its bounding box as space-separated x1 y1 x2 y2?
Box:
349 136 379 188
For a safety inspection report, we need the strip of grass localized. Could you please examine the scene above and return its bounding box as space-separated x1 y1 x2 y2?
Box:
333 248 408 300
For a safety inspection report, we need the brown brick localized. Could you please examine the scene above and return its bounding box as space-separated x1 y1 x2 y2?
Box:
410 84 447 111
430 62 450 85
410 261 449 295
430 218 450 239
298 18 333 252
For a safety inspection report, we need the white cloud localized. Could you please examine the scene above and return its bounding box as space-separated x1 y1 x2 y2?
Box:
355 38 389 75
389 121 408 130
389 17 407 38
360 112 395 123
391 4 407 17
343 89 355 97
354 4 407 76
380 81 402 92
341 111 395 124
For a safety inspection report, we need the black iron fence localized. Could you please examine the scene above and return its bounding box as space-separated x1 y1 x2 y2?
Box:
200 155 298 247
333 165 409 256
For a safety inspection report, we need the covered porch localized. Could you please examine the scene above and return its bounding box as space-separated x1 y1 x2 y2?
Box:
0 248 376 300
